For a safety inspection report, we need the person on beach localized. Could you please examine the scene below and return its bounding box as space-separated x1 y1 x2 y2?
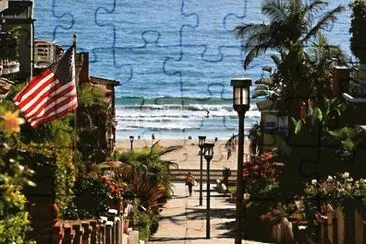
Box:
185 171 195 196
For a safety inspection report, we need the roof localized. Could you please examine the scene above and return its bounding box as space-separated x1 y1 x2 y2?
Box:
1 1 32 16
90 76 120 86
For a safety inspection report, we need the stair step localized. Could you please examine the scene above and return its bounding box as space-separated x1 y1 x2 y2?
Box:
170 168 238 183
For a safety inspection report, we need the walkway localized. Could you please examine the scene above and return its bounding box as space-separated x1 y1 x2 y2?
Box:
148 183 264 244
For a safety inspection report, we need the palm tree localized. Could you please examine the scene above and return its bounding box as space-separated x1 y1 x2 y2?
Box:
235 0 344 69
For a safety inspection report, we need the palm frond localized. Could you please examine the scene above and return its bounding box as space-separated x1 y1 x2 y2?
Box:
255 85 270 91
235 23 268 39
225 134 238 160
302 5 345 43
271 54 281 66
306 0 328 14
262 65 273 73
243 41 272 69
158 145 183 156
252 90 270 99
255 77 273 85
262 0 288 22
244 29 271 51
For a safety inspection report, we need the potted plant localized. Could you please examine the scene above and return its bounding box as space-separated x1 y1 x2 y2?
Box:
102 176 125 213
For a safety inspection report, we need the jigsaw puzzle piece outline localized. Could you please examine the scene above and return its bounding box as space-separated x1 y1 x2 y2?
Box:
180 0 251 60
51 0 116 53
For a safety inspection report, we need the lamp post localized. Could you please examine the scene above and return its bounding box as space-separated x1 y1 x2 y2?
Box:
198 136 206 206
231 77 251 244
203 142 214 239
129 136 134 151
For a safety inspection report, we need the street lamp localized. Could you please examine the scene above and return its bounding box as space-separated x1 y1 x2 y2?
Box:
198 136 206 206
129 136 134 151
203 142 214 239
231 77 251 244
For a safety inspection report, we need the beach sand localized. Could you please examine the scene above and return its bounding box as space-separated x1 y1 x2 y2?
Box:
115 138 250 170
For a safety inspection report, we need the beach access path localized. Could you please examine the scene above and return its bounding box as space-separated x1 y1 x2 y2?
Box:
116 139 250 170
148 183 264 244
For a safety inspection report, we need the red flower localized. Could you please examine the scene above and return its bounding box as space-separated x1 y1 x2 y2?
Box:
113 188 120 195
251 165 260 171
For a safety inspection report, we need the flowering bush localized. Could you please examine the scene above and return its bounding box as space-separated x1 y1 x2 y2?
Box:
353 178 366 205
243 151 285 198
304 172 364 207
0 106 33 242
102 176 126 203
244 152 284 181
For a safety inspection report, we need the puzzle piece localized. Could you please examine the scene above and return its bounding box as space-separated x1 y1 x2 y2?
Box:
164 45 264 136
95 0 196 48
35 0 116 53
180 0 260 60
112 31 182 98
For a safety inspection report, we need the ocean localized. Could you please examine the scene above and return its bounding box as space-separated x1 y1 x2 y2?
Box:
35 0 352 140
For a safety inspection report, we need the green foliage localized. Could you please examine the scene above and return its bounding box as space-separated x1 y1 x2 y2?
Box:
77 84 111 165
116 146 173 238
63 176 110 219
235 0 344 69
306 34 347 70
350 0 366 63
135 210 151 240
0 212 30 244
78 84 107 108
291 97 346 135
17 142 75 219
328 127 363 162
0 104 34 243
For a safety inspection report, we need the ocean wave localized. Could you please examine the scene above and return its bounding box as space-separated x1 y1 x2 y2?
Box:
116 103 258 112
115 95 264 106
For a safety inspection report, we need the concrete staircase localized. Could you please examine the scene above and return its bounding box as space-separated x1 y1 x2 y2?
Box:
170 168 237 183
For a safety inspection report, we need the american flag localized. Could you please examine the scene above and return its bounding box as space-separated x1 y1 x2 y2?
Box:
13 46 78 128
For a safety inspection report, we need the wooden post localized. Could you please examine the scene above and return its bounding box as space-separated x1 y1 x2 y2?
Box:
335 206 345 244
355 208 363 244
81 222 92 244
327 210 334 244
90 220 98 244
105 221 113 244
73 223 83 244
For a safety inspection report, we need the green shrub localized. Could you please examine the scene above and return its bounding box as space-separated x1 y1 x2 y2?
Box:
135 210 151 240
64 176 110 219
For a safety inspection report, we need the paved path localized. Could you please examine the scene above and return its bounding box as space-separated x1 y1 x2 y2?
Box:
148 183 265 244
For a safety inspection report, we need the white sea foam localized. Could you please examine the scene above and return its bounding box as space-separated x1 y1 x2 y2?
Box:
116 103 260 135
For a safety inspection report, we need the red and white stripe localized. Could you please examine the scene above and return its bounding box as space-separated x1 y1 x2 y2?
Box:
14 59 77 128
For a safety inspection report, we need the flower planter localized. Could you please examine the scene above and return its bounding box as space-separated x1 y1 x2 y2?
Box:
110 201 121 214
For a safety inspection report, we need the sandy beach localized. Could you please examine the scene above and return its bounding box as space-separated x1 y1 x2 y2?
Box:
116 138 250 170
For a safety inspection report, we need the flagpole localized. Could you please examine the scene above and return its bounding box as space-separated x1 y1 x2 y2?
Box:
73 34 78 165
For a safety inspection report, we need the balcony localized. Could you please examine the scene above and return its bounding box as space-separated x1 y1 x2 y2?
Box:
34 40 63 69
0 59 20 75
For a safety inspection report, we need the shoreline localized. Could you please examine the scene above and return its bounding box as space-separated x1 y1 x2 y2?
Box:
115 138 250 170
